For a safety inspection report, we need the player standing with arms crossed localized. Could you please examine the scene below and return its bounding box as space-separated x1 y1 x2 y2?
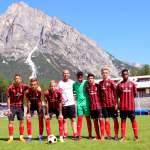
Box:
73 71 92 139
99 66 119 140
117 69 138 141
6 74 28 143
58 69 78 140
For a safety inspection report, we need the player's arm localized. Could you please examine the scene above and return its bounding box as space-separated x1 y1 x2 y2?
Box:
111 81 118 109
44 92 49 115
133 83 137 98
6 87 11 113
25 92 31 114
58 92 63 119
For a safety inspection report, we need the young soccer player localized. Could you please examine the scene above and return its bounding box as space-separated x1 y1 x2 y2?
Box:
44 80 64 142
117 69 138 141
58 69 78 140
86 73 105 141
6 74 28 143
26 78 44 142
73 71 92 139
99 66 119 140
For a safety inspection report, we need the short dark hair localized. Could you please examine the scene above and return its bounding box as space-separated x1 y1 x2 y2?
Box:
30 78 38 83
87 73 95 79
76 71 83 77
121 69 129 75
14 73 21 78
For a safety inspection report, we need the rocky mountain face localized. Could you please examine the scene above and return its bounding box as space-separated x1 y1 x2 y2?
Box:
0 2 130 81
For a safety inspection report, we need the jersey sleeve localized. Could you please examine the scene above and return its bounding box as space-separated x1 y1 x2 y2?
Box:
6 86 11 97
111 80 118 105
57 90 63 103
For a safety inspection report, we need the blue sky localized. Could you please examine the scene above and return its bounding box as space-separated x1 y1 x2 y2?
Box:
0 0 150 64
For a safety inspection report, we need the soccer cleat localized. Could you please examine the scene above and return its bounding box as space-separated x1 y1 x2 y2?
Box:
72 136 79 141
114 136 119 141
39 135 43 143
59 136 64 142
27 137 32 142
20 137 26 143
100 136 105 142
106 136 111 140
120 137 126 142
88 136 93 140
134 136 138 141
7 138 13 144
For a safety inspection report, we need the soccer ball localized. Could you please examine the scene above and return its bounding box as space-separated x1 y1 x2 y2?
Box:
48 135 57 144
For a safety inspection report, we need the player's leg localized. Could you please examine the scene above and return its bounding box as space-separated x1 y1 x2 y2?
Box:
56 110 64 142
26 113 32 141
71 117 78 139
7 107 15 143
99 110 105 141
38 112 44 142
111 107 119 140
102 108 111 139
62 106 68 138
17 107 25 142
7 120 14 143
45 114 51 138
69 105 78 139
120 111 127 141
77 105 84 138
84 106 92 139
93 118 100 140
129 111 138 140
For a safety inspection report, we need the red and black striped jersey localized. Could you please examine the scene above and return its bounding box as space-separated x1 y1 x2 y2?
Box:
86 83 102 110
117 80 137 111
44 89 63 110
6 83 29 107
99 79 117 108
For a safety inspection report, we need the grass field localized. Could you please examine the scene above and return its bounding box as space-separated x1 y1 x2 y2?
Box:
0 116 149 150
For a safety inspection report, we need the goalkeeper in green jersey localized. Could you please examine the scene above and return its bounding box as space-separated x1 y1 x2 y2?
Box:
73 71 92 139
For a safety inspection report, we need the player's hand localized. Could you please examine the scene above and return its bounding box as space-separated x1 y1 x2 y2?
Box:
4 109 12 116
115 104 118 110
26 113 31 119
58 114 63 120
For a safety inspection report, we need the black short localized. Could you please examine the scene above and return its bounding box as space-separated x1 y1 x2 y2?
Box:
91 109 102 119
8 106 24 121
48 109 60 118
102 107 118 118
30 107 43 117
62 105 76 119
120 110 135 119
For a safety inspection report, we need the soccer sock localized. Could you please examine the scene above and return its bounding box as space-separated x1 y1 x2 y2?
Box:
105 120 111 137
99 118 105 138
121 119 126 138
86 116 92 137
58 118 64 137
19 123 24 136
131 118 138 138
94 119 100 139
114 119 119 137
77 116 83 137
27 119 32 136
45 118 51 136
39 117 44 136
8 124 14 138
